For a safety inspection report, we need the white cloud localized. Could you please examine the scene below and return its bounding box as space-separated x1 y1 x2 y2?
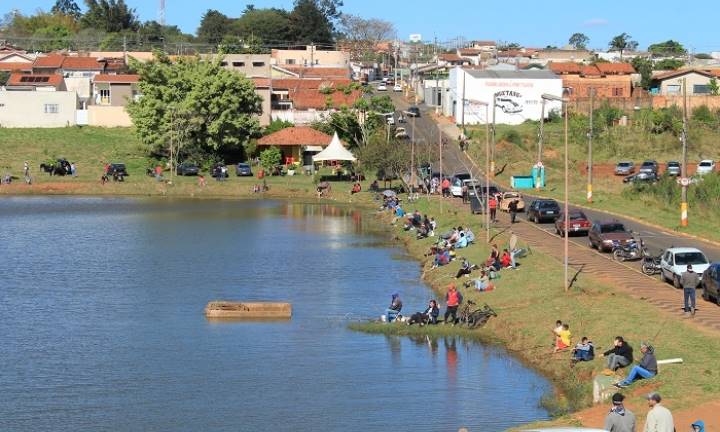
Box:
584 18 609 27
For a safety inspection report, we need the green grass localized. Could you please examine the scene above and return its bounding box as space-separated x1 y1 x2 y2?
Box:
465 121 720 242
353 196 720 424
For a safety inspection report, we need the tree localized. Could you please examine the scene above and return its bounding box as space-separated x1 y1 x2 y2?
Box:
0 71 10 86
648 40 686 57
218 34 266 54
197 9 232 44
654 58 684 70
709 78 720 96
259 147 282 169
81 0 139 33
609 33 636 60
232 8 291 46
498 41 521 51
631 57 653 89
127 53 263 159
289 0 336 45
568 32 589 49
33 24 73 51
51 0 81 19
339 14 395 59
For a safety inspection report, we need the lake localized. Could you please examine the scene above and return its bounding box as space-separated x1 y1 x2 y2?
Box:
0 197 550 431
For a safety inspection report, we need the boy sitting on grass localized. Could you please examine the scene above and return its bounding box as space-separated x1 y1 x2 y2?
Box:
554 323 571 353
571 337 595 367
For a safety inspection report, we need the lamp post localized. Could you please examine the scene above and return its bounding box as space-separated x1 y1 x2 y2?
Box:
680 78 689 227
541 93 570 292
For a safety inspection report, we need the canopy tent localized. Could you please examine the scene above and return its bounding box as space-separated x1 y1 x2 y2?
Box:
312 132 356 162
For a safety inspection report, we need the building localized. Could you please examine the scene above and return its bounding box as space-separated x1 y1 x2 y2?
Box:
446 67 563 125
272 46 350 68
270 78 360 125
3 73 65 91
208 53 272 78
256 126 337 165
652 69 720 95
438 53 469 66
271 65 351 79
535 49 594 65
470 40 497 53
0 74 77 127
548 62 636 99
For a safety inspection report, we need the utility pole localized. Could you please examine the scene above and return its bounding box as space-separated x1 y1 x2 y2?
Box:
461 70 466 136
484 103 490 243
564 97 569 292
435 36 440 114
310 42 314 67
411 115 416 187
587 88 594 203
681 78 689 227
537 99 545 189
439 125 443 215
491 95 496 177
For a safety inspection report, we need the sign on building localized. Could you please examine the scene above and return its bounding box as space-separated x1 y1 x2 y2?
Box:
409 34 422 43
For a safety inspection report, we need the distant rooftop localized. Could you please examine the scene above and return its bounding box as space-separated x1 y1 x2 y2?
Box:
463 69 559 79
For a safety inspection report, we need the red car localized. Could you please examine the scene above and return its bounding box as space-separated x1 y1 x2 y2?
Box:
555 210 591 236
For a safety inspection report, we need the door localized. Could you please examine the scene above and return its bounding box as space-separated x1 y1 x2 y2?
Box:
589 224 598 246
661 251 673 280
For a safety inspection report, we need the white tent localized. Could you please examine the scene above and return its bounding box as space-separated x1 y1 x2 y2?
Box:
312 132 356 162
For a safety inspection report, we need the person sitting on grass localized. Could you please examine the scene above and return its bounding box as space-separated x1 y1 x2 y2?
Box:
554 323 571 353
370 180 379 192
448 227 460 244
614 342 657 389
455 258 475 279
464 270 495 292
433 248 450 268
429 218 437 236
455 232 469 249
443 284 463 325
392 205 405 224
465 228 475 244
416 223 429 240
350 182 361 194
385 293 402 322
601 336 634 375
500 249 512 268
408 300 440 325
571 337 595 366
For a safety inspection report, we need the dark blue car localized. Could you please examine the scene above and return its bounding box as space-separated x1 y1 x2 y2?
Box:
702 263 720 305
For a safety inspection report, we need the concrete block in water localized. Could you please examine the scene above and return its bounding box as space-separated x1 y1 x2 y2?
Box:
204 301 292 319
593 374 616 404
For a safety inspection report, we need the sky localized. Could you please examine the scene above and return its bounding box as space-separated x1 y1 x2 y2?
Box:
4 0 720 53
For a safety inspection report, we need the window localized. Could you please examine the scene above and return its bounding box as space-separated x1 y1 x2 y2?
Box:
612 87 624 97
44 104 59 114
232 61 245 67
99 89 111 105
666 84 681 95
252 62 265 67
285 59 296 65
220 62 228 66
694 84 710 94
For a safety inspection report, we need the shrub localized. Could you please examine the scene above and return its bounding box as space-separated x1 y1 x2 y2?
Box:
501 129 523 147
259 146 282 170
691 105 718 128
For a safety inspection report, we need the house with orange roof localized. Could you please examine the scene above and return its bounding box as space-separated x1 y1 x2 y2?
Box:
270 78 361 125
256 126 338 165
0 73 78 127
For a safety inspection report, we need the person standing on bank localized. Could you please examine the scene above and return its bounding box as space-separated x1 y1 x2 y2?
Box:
681 264 699 316
604 392 636 432
643 392 674 432
444 284 463 325
509 199 519 224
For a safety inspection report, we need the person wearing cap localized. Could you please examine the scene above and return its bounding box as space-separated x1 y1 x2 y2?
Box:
604 392 636 432
680 264 700 316
385 293 402 322
615 342 657 388
644 392 674 432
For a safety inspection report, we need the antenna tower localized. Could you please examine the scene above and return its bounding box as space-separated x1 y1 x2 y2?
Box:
159 0 166 25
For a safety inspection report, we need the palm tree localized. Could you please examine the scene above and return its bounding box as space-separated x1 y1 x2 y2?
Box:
609 33 633 60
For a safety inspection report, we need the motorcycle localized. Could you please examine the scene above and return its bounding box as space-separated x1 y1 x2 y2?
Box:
641 251 663 275
612 239 645 262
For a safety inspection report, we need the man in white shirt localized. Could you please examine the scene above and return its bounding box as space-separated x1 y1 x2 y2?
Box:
643 392 674 432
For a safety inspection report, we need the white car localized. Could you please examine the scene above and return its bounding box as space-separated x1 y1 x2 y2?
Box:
450 177 477 197
696 160 715 175
660 247 710 288
386 115 395 126
393 84 402 92
377 84 387 91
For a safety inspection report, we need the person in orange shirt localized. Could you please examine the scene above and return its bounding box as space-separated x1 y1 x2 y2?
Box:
489 196 498 222
441 177 451 197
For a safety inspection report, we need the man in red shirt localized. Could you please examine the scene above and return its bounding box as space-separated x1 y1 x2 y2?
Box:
441 177 451 198
444 284 464 324
489 196 498 222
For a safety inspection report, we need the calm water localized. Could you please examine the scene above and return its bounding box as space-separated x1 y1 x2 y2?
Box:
0 197 550 431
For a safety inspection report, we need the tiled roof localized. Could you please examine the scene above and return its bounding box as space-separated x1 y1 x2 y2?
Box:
272 78 351 90
6 73 63 87
282 66 350 79
62 56 105 70
548 62 583 74
653 68 715 81
581 65 602 76
257 126 333 146
0 62 33 72
93 74 139 83
252 78 271 88
458 49 482 56
289 89 361 110
439 53 463 62
33 54 65 68
595 62 636 75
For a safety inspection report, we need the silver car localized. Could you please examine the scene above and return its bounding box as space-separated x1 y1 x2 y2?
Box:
665 161 681 176
615 161 635 176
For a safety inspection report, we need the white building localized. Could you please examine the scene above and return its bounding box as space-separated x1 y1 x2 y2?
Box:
446 67 563 125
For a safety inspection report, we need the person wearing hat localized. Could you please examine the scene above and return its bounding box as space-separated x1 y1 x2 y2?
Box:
680 264 700 316
385 293 402 322
614 342 657 388
644 392 674 432
604 392 636 432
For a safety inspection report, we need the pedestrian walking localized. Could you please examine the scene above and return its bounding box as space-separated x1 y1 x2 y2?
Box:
70 162 77 177
23 161 29 177
489 195 498 222
509 199 519 224
680 264 699 316
643 393 674 432
604 392 636 432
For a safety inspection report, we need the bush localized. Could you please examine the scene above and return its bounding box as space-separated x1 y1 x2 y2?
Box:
259 146 282 170
635 107 682 135
501 129 523 147
691 105 719 128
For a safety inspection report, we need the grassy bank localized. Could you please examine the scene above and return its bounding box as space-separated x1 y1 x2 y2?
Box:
351 196 720 426
465 121 720 243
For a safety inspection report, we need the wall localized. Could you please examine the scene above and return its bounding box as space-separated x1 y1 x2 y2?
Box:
256 87 271 126
109 83 133 106
87 105 132 127
659 72 714 95
0 91 77 127
271 109 328 125
64 77 91 100
273 47 349 67
652 95 720 110
211 54 272 78
561 75 633 99
450 68 563 125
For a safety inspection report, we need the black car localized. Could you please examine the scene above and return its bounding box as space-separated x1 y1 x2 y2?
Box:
406 106 421 117
177 162 199 176
638 160 659 174
526 199 561 223
702 263 720 305
623 172 659 183
236 163 253 177
108 163 128 176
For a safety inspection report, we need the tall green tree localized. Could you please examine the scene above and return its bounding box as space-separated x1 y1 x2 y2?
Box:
81 0 139 33
707 78 719 96
631 57 653 89
127 53 263 159
648 40 686 57
654 58 684 70
609 33 636 60
289 0 337 45
51 0 82 20
197 9 232 44
232 8 291 45
568 32 589 49
33 24 73 51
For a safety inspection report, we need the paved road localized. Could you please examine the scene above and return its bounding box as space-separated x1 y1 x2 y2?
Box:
388 91 720 266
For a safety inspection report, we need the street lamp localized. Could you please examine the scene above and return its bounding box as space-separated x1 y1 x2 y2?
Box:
541 92 570 292
468 99 491 243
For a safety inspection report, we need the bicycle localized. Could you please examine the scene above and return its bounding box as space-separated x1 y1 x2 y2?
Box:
458 300 497 328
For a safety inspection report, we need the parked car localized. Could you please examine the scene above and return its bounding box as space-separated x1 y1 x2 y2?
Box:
623 172 659 183
588 221 634 252
526 199 561 224
404 106 421 117
555 210 592 236
236 162 253 176
660 247 710 288
701 263 720 305
696 159 715 175
393 84 402 92
377 84 387 91
499 191 525 212
177 162 199 176
614 161 635 176
450 175 476 197
638 160 659 174
665 161 681 176
108 163 128 176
